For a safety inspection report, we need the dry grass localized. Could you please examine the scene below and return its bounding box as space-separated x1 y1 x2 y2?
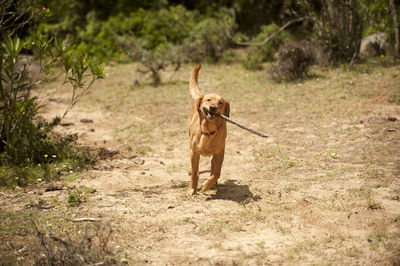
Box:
1 59 400 264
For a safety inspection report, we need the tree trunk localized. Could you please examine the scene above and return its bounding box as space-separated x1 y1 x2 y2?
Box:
390 0 400 57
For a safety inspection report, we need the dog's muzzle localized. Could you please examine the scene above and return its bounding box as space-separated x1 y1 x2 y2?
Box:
203 106 217 119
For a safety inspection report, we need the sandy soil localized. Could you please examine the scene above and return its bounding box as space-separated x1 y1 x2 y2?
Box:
1 62 400 265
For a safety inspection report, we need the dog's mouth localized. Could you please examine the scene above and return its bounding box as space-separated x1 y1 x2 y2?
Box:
203 107 217 120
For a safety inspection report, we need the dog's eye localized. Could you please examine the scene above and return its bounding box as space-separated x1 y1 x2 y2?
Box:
219 100 223 105
207 98 211 102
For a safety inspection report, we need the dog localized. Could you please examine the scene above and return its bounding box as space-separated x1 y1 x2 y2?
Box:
187 64 230 196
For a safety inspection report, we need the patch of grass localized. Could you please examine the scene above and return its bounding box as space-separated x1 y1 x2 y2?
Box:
391 190 400 201
170 181 187 189
209 241 223 249
137 146 154 154
367 198 383 210
368 231 400 251
175 217 194 226
67 189 82 207
0 148 93 188
286 240 317 260
388 92 400 105
284 183 299 192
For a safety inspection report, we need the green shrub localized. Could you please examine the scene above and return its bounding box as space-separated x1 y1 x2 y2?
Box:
0 2 104 187
69 6 201 63
241 24 292 71
252 24 292 61
183 9 236 63
242 48 264 71
220 49 240 64
0 33 104 167
67 189 82 207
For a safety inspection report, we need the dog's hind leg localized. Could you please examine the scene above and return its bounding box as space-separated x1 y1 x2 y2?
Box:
202 152 224 192
188 151 200 196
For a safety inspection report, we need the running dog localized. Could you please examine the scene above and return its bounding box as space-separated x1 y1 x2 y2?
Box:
187 64 230 196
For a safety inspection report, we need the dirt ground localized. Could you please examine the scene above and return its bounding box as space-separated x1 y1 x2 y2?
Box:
1 62 400 265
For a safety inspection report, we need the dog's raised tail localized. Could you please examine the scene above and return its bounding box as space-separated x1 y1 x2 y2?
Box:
190 64 202 99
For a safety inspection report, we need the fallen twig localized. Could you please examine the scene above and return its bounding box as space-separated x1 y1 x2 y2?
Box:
73 218 101 222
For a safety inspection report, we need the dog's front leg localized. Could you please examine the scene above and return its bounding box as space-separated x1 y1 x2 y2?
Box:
188 151 200 196
202 151 224 192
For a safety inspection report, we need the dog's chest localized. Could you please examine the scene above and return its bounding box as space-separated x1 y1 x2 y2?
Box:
194 132 225 156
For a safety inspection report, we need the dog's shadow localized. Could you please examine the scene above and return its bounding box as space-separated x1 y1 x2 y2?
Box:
206 179 261 203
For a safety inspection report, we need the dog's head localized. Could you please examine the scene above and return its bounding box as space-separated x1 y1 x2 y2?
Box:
196 94 230 120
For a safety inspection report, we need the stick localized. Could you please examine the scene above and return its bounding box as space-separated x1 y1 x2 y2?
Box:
217 114 268 138
72 218 101 222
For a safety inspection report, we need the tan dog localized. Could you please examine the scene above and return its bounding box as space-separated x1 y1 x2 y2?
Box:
188 64 230 196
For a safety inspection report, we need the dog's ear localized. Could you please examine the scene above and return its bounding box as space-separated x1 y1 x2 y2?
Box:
224 100 230 117
195 95 204 116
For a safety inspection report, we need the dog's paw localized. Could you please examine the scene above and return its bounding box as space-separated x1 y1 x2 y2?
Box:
202 177 217 192
187 188 197 196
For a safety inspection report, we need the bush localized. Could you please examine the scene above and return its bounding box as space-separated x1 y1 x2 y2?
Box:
183 9 236 63
58 5 201 63
0 34 104 167
241 24 292 71
241 48 264 71
270 40 317 82
302 0 363 64
0 1 105 186
252 24 292 61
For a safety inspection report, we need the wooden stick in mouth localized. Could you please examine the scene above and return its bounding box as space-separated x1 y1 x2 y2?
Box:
217 114 269 138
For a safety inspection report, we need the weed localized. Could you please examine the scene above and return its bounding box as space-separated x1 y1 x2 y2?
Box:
388 92 400 105
286 240 317 260
367 198 383 210
67 189 82 207
391 190 400 201
138 146 154 155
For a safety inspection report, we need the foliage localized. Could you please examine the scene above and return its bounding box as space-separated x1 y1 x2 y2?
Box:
0 33 104 167
241 23 293 71
182 8 236 63
0 1 104 186
129 43 183 85
41 4 236 66
42 5 201 63
241 49 264 71
251 24 292 62
361 0 400 39
301 0 363 64
67 189 82 207
270 40 317 82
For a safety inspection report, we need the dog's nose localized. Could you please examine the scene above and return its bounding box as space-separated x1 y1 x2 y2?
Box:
209 105 217 113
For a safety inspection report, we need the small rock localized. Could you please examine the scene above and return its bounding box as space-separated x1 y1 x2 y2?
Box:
388 116 397 122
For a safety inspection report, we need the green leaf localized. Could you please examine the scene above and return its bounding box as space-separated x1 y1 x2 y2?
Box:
13 36 23 56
